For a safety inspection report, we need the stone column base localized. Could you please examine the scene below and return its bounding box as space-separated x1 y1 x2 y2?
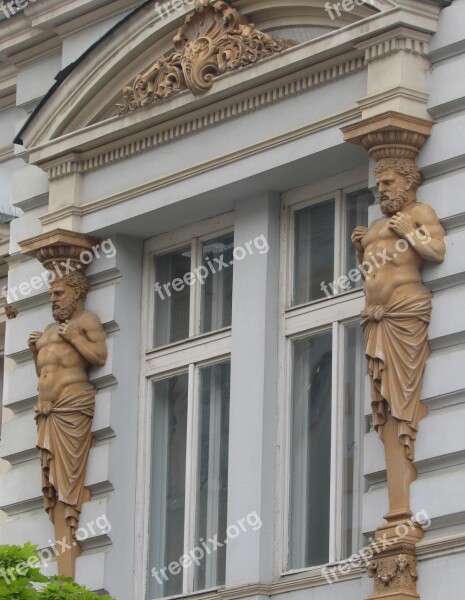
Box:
366 521 423 600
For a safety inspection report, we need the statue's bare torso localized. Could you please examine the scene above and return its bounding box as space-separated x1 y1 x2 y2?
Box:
353 196 445 308
360 203 428 306
35 315 91 404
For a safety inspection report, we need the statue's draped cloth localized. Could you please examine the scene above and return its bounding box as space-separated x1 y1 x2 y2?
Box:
361 293 432 461
35 386 95 536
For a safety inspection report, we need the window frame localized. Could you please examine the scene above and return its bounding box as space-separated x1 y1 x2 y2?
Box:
145 212 235 350
135 213 234 600
277 168 369 578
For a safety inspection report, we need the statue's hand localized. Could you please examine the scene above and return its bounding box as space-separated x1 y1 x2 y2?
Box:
58 320 81 344
28 331 43 353
389 212 416 239
351 226 368 252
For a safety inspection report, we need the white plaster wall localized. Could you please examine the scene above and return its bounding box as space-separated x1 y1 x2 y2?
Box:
0 106 25 146
16 53 62 109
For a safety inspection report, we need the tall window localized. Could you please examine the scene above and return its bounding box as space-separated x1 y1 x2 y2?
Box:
281 173 374 572
139 214 234 599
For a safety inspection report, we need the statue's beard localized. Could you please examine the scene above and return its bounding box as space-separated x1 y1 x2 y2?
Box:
53 301 76 323
380 187 408 216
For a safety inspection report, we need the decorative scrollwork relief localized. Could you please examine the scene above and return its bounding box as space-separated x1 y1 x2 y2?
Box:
116 0 294 114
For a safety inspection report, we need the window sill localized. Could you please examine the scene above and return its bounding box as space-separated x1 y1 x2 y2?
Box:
277 562 363 589
286 288 365 316
146 327 232 356
148 565 364 600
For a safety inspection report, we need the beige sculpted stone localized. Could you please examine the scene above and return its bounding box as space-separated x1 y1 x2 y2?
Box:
343 113 446 600
20 231 107 579
352 158 445 524
116 0 294 114
5 304 18 319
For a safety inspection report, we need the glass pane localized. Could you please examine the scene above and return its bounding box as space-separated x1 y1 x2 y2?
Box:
289 331 332 568
149 374 189 599
154 247 191 348
194 362 230 590
342 324 365 559
294 200 335 305
201 235 234 334
345 189 375 290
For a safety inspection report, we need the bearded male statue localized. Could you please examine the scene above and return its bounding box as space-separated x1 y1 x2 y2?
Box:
352 158 446 523
27 272 107 577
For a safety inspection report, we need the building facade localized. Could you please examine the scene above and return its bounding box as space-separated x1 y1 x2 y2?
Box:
0 0 464 599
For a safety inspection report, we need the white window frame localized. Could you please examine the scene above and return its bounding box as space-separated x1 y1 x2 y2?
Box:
134 212 234 600
276 168 368 578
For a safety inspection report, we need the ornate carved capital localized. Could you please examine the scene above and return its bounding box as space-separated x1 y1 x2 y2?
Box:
341 111 434 161
116 0 294 114
368 551 419 599
19 229 100 273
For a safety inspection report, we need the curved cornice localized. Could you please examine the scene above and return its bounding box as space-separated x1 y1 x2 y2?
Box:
16 0 443 182
16 0 386 148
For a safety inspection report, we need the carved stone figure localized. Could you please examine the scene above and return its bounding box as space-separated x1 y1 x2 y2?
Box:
27 271 107 578
116 0 294 114
5 304 18 319
351 157 445 523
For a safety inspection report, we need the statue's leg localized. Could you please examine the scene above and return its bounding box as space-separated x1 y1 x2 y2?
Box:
381 409 417 523
52 501 81 579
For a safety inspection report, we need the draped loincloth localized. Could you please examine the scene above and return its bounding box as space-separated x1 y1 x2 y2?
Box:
361 293 432 462
35 386 95 538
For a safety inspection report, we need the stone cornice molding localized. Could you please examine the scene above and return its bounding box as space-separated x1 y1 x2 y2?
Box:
45 53 366 181
355 27 431 63
18 0 443 181
19 0 440 149
23 0 141 37
40 106 362 229
44 26 435 181
0 13 61 68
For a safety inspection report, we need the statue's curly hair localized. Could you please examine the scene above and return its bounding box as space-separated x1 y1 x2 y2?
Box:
375 159 422 191
51 271 90 300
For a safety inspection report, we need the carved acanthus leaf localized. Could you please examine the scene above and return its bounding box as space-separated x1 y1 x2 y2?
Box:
116 0 295 114
368 553 418 595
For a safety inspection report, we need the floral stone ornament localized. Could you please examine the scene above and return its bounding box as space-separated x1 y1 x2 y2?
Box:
116 0 295 114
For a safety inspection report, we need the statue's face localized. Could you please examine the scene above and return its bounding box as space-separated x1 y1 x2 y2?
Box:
50 282 79 322
376 168 409 216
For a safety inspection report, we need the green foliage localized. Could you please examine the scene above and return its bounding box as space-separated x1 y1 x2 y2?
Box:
0 543 47 600
0 544 115 600
37 576 114 600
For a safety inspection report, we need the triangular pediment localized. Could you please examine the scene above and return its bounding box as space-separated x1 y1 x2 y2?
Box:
17 0 393 151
